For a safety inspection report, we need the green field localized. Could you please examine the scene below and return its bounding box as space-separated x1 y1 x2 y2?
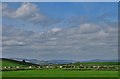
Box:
1 58 119 67
2 69 118 77
1 58 119 78
1 60 27 67
1 58 37 67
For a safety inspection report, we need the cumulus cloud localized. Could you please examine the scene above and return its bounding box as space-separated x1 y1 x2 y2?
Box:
2 3 118 60
2 2 62 26
13 3 37 18
3 3 46 23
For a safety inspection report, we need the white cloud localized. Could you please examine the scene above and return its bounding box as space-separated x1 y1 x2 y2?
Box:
50 28 62 33
3 3 46 22
79 23 100 34
2 2 118 60
13 2 37 18
3 40 25 46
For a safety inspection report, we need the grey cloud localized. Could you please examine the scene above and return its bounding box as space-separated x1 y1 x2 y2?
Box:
2 22 118 60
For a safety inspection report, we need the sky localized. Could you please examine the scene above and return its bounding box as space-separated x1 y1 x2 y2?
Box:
2 2 118 61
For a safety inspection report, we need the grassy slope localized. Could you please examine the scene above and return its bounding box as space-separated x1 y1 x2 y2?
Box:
1 58 119 67
1 58 38 67
2 69 118 77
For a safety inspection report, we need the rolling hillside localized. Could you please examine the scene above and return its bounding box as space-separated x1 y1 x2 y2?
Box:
1 58 39 67
1 58 119 67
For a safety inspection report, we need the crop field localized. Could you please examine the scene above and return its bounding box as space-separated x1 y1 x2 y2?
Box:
2 69 118 77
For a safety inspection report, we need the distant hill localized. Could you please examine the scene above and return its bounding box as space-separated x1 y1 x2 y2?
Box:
10 58 75 65
10 58 49 65
1 58 40 67
2 58 119 66
47 60 75 64
87 59 119 62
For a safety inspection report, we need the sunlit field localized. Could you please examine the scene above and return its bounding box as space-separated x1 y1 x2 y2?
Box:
2 69 118 77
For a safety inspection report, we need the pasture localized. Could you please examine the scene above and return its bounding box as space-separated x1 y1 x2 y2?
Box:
1 59 28 67
2 69 118 77
1 58 119 78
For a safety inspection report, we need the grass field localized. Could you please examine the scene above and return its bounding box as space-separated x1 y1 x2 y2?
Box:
2 69 118 77
1 58 119 78
1 60 27 67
